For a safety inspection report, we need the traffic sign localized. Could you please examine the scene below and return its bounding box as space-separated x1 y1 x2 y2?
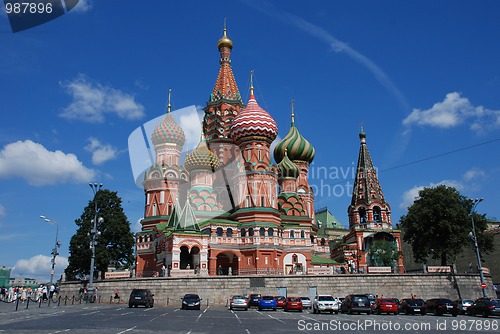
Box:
480 282 487 289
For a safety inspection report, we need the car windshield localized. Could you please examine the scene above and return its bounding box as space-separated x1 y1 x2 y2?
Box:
409 299 424 305
276 296 286 300
232 296 245 300
318 296 334 301
462 299 474 304
288 297 301 302
262 296 274 300
131 289 147 296
184 294 199 300
380 299 395 303
353 296 368 302
491 300 500 306
300 297 310 300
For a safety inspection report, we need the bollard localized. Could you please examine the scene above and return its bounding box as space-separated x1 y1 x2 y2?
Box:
15 297 20 311
48 297 51 307
39 297 42 308
167 297 169 305
64 296 67 306
26 297 30 309
206 298 209 307
58 296 61 307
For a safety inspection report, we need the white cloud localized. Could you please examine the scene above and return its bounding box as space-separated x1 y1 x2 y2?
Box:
0 140 95 186
178 106 204 151
60 75 145 123
403 92 500 133
85 137 118 165
463 167 485 182
13 255 68 281
400 180 464 209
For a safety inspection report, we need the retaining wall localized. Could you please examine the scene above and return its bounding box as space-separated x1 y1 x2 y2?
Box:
60 273 495 306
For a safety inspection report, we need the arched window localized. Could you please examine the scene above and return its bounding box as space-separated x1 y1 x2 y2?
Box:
201 228 211 235
248 228 254 236
321 238 326 246
268 228 274 237
216 227 223 237
359 207 367 223
259 227 265 236
290 230 295 239
226 228 233 237
373 206 381 222
241 228 246 237
292 254 298 263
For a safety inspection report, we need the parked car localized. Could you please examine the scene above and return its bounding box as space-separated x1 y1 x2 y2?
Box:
365 293 377 308
399 298 425 315
467 299 500 318
372 298 399 315
275 295 286 308
424 298 458 316
259 295 277 311
181 294 202 310
313 295 340 314
248 294 261 307
229 295 248 311
341 294 372 315
128 289 154 308
284 297 303 312
455 299 474 315
300 296 312 309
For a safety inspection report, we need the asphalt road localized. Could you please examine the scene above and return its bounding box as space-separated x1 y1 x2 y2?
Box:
0 301 498 334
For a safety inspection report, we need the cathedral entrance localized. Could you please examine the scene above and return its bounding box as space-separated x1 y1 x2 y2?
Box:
180 245 201 271
216 252 239 275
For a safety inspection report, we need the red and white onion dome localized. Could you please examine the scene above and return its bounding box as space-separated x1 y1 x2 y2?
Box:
230 90 278 144
151 112 186 148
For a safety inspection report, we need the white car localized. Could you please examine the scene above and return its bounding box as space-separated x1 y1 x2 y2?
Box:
313 295 340 314
300 296 312 309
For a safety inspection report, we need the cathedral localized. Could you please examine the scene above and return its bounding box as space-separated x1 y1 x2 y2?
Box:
134 26 404 277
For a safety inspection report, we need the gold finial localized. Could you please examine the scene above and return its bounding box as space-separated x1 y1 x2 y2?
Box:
250 70 254 97
290 100 295 125
218 18 233 50
167 88 172 113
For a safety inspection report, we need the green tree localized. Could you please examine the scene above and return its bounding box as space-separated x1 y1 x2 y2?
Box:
400 185 493 265
65 189 135 280
367 240 399 267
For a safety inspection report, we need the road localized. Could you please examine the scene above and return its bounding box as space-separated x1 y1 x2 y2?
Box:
0 302 498 333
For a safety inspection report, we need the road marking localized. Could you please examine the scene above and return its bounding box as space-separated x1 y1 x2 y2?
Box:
230 310 242 324
121 312 133 316
245 329 251 334
143 307 153 312
149 312 169 322
267 314 285 323
48 330 70 334
81 310 100 316
301 314 320 322
117 326 136 334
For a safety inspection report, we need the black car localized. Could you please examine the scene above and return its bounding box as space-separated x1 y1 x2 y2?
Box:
128 289 154 308
399 298 425 315
182 294 202 310
248 294 261 307
467 299 500 318
424 298 458 316
341 294 372 315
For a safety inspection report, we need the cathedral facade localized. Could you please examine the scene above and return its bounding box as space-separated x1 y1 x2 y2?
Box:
135 27 317 277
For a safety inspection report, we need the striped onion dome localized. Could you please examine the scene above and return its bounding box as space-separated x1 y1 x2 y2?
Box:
151 112 186 148
230 90 278 144
185 134 220 171
274 113 315 164
277 149 300 179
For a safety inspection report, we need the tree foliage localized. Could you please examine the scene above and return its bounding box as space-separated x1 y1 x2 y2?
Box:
367 240 399 267
65 189 135 281
400 185 493 265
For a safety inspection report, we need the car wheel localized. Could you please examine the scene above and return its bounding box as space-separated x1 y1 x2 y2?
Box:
313 307 316 314
258 307 262 311
421 310 426 316
245 308 248 311
482 311 488 318
134 305 138 308
330 310 333 314
128 304 132 308
349 308 353 315
299 309 303 313
273 308 276 311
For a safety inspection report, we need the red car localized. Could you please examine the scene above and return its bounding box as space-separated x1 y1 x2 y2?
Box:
284 297 303 312
373 298 399 315
275 296 286 308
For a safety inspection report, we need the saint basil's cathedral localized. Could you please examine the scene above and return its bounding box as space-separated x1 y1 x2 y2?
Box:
135 26 404 277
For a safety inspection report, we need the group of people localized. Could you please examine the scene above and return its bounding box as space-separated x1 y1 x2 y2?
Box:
0 284 57 303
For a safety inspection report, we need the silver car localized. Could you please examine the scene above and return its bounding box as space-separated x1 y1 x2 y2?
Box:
230 295 248 311
313 295 340 314
300 296 312 309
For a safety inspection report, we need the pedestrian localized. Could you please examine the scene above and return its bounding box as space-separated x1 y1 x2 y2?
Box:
0 286 5 301
468 261 473 273
161 264 166 277
114 289 120 300
42 285 48 302
49 284 56 299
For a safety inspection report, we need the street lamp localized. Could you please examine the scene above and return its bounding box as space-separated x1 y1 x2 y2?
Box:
39 215 61 285
88 182 103 302
470 198 487 298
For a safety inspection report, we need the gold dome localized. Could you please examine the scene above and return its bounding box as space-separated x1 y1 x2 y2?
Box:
217 27 233 50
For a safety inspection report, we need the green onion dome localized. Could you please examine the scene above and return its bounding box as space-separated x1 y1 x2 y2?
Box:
151 112 186 148
277 149 300 179
274 114 315 164
185 135 220 171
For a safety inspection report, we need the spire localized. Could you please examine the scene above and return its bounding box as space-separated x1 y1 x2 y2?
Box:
167 88 172 113
217 18 233 50
351 128 386 206
249 70 255 99
290 99 295 125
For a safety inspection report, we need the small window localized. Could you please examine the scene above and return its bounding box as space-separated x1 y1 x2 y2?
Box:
241 228 246 237
301 230 305 239
216 227 223 237
290 230 295 239
226 228 233 237
248 228 254 236
268 228 274 237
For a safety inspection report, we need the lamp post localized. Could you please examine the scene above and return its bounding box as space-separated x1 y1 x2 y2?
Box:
470 198 487 298
39 216 61 285
88 183 103 302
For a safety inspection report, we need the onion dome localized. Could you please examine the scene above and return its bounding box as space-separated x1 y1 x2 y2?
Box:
274 104 315 164
217 25 233 50
277 149 300 179
185 134 220 171
230 73 278 144
151 90 186 148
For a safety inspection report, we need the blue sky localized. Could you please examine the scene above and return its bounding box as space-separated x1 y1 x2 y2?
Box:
1 0 499 282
